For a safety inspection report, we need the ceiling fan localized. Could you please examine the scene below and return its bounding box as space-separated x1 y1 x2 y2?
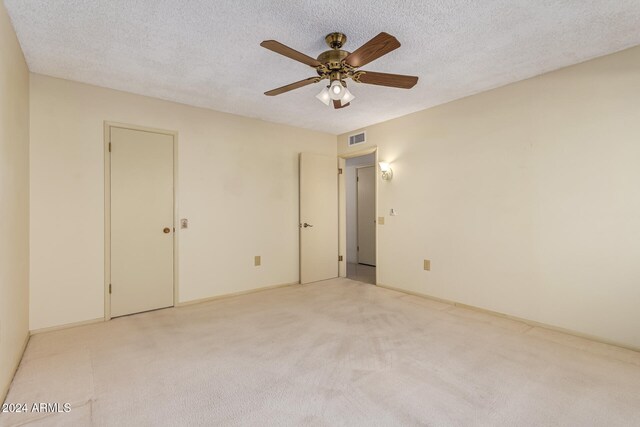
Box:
260 32 418 109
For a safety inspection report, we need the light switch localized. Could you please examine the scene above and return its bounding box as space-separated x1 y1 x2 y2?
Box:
254 256 261 266
424 259 431 271
377 217 385 225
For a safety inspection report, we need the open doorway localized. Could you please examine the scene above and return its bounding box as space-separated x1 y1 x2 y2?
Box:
345 153 376 284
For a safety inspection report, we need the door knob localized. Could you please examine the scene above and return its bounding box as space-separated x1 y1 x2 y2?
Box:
163 227 171 234
303 223 313 228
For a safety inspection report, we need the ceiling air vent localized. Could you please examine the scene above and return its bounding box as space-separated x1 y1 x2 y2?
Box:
348 131 366 146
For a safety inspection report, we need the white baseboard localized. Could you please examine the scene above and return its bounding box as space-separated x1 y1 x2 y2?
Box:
376 282 640 353
29 282 301 335
177 282 299 307
29 317 104 336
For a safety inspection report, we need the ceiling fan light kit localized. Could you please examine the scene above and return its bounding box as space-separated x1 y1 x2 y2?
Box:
261 32 418 109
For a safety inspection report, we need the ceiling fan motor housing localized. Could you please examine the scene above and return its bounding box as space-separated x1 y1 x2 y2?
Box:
316 49 350 71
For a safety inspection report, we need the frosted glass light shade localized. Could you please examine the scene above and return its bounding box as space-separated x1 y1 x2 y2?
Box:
341 88 355 104
329 80 345 100
316 86 331 105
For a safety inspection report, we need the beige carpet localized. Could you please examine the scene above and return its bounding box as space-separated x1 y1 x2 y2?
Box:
2 278 640 426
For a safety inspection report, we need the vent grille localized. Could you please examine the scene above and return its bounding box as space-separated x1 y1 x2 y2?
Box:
348 131 366 146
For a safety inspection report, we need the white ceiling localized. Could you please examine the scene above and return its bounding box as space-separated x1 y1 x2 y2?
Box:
5 1 640 135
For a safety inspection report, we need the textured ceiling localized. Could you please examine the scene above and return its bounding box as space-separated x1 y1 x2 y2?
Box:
5 1 640 135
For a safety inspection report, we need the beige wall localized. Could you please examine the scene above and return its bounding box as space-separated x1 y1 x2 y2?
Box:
338 46 640 349
0 3 30 401
29 74 335 330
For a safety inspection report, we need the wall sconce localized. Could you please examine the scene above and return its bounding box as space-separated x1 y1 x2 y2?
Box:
379 162 393 181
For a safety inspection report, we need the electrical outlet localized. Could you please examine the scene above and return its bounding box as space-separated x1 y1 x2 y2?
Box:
378 217 385 225
254 256 261 266
180 218 188 229
424 259 431 271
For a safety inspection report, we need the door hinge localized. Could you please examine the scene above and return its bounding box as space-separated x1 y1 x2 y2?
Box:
109 283 112 294
357 176 359 182
338 168 343 175
339 255 343 261
357 246 359 251
108 142 111 152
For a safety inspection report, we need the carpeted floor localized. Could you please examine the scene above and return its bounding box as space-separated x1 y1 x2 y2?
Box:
2 278 640 426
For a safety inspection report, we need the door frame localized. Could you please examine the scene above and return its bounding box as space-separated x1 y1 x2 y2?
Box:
356 165 376 266
103 121 179 321
338 147 377 281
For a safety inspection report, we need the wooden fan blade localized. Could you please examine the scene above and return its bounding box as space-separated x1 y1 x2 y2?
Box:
333 100 350 109
265 77 319 96
343 32 401 68
260 40 321 67
356 71 418 89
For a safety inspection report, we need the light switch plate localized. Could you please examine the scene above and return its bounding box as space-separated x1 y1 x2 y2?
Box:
378 217 385 225
254 256 261 266
424 259 431 271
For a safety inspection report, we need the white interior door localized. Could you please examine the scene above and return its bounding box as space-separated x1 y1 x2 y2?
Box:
110 127 174 317
299 153 338 284
357 166 376 266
